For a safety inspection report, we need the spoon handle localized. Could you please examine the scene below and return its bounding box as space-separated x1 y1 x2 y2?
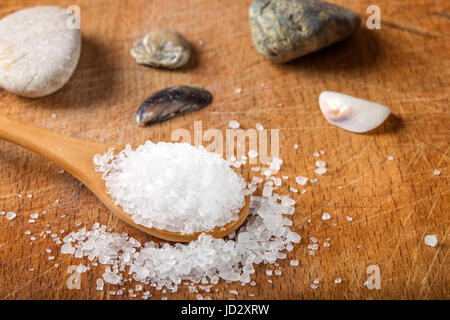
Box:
0 113 112 179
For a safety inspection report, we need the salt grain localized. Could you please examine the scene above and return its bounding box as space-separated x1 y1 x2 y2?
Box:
6 212 16 220
433 170 440 176
95 142 247 234
229 120 240 129
295 176 307 186
321 213 331 221
424 234 438 247
314 167 327 175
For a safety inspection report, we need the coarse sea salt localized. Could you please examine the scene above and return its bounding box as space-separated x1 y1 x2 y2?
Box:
6 211 16 220
59 189 300 290
94 142 247 234
424 234 437 247
229 120 240 129
295 176 307 186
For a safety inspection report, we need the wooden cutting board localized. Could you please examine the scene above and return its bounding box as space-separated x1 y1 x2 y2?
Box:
0 0 448 300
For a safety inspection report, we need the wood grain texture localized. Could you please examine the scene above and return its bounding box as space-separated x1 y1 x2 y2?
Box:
0 0 448 300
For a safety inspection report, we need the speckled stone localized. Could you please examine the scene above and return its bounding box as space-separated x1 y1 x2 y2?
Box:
0 6 81 98
249 0 360 63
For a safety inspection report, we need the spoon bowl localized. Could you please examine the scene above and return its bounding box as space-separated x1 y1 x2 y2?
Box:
0 113 249 242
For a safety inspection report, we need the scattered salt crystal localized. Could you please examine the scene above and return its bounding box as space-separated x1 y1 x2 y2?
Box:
290 260 299 266
314 167 327 175
310 178 318 183
387 156 394 161
27 194 33 199
45 248 52 253
313 278 320 284
315 160 326 167
6 212 16 220
433 170 440 176
334 278 342 284
229 120 240 129
289 187 298 193
51 113 56 118
321 213 331 221
295 176 307 186
48 256 54 261
310 237 318 243
28 219 35 223
251 167 260 172
268 279 273 283
270 157 283 171
248 150 258 159
313 152 320 157
310 284 318 289
275 270 282 276
235 88 242 94
30 213 39 219
323 242 330 247
135 284 143 291
320 150 325 155
255 123 264 131
24 230 31 235
266 270 273 276
424 234 438 247
0 211 4 215
294 144 298 149
229 290 238 296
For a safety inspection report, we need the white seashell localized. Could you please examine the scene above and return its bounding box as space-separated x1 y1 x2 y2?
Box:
319 91 391 133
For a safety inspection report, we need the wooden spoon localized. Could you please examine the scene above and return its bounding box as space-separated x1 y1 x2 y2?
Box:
0 113 250 242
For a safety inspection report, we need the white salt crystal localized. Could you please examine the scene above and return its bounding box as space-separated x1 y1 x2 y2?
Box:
289 187 298 193
0 211 4 215
310 178 318 183
274 270 282 276
30 213 39 219
229 290 238 296
255 123 264 131
315 160 326 167
266 270 273 276
289 260 298 267
235 88 242 94
424 234 438 247
6 211 16 220
94 142 247 234
313 152 320 157
229 120 240 129
295 176 307 186
248 150 258 159
334 278 342 284
387 156 394 160
294 144 298 149
346 216 353 222
95 278 104 291
270 157 283 171
321 213 331 220
251 167 260 172
314 167 327 175
433 170 440 176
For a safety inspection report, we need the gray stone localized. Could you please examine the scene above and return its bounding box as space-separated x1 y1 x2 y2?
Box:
249 0 360 63
0 6 81 98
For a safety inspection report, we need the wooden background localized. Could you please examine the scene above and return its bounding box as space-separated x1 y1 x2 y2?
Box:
0 0 448 300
